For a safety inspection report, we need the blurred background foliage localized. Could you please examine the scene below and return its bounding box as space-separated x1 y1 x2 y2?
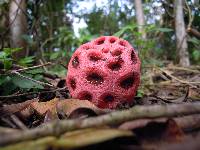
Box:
0 0 200 96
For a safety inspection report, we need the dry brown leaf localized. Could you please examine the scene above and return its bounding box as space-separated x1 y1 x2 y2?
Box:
30 98 58 116
161 119 185 142
131 119 185 150
0 98 110 124
0 99 37 117
188 87 200 100
57 99 110 118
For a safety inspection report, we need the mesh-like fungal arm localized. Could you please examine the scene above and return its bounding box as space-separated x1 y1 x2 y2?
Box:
66 36 141 109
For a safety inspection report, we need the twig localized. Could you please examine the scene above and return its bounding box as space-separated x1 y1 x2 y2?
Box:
11 71 55 88
1 117 17 129
167 66 200 74
10 115 28 130
185 0 194 29
0 87 67 102
1 102 200 146
13 62 52 72
39 60 48 72
158 68 200 85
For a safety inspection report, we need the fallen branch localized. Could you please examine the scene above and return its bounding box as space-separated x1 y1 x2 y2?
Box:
1 102 200 146
119 114 200 131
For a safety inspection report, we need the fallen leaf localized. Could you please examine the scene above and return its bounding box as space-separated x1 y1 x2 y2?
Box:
162 119 184 142
131 119 185 149
1 98 110 123
43 110 58 123
188 87 200 100
57 99 110 118
30 98 58 116
0 99 37 117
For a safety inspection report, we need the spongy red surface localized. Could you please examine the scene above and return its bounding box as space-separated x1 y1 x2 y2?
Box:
66 36 141 109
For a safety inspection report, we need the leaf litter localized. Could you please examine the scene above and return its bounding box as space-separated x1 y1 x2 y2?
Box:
0 65 200 149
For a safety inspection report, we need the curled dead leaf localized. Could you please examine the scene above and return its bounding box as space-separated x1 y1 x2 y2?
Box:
57 99 111 119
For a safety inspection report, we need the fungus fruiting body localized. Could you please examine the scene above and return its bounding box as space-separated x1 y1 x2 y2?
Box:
66 36 141 109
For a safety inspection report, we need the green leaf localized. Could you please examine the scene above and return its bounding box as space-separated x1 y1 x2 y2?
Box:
114 25 136 37
0 75 10 86
136 89 144 98
17 56 35 66
50 52 60 60
192 50 200 61
0 51 9 59
3 60 12 70
3 47 22 55
21 35 33 45
11 75 44 89
25 68 44 74
188 37 200 45
154 28 173 32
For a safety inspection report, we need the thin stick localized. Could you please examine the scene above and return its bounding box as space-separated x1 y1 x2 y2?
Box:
39 60 48 72
11 71 55 88
10 115 28 130
158 68 200 85
1 102 200 146
167 66 200 74
13 62 52 72
0 87 66 99
185 0 194 29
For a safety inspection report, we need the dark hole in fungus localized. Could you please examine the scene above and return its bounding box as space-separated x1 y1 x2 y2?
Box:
131 50 137 64
89 53 102 61
81 44 90 50
102 48 109 53
70 79 76 90
108 61 122 71
109 38 116 43
86 72 104 85
111 49 122 56
72 56 79 68
96 38 105 45
119 40 127 47
78 92 92 101
120 74 134 89
83 46 90 50
103 94 114 102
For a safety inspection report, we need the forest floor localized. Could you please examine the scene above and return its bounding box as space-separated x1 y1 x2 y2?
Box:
0 64 200 150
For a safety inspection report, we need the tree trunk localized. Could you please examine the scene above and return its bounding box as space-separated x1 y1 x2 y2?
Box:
174 0 190 67
134 0 146 40
9 0 27 59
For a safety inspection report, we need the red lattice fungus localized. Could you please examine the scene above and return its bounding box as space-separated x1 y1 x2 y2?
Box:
66 36 141 109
